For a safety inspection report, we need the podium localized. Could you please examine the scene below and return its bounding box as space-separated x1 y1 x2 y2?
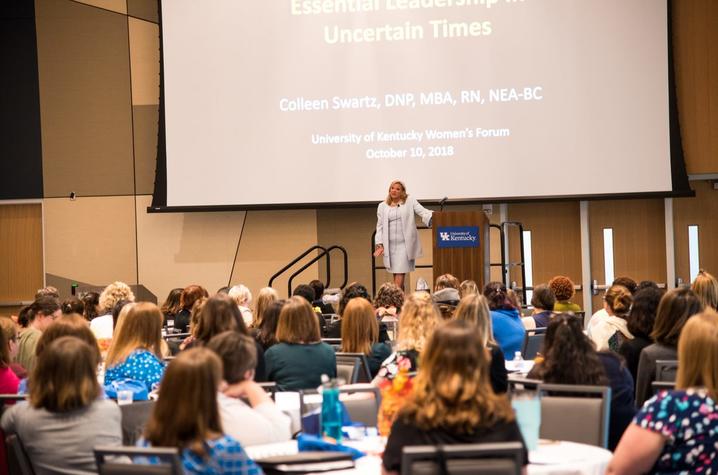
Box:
432 211 490 290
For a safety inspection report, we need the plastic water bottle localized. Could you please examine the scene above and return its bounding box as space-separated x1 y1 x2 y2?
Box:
513 351 524 371
320 374 342 442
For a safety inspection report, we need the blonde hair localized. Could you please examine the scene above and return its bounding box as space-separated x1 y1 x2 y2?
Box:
99 282 135 313
106 302 163 367
604 285 632 317
189 297 208 336
275 296 321 344
384 180 408 205
397 292 441 353
676 310 718 401
454 294 495 346
400 320 514 432
340 298 378 355
435 274 460 291
459 280 479 298
692 270 718 311
228 284 252 307
254 287 279 328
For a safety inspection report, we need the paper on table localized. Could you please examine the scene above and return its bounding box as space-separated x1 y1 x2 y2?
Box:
529 440 595 465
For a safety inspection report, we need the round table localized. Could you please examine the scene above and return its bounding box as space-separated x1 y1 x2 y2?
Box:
245 439 612 475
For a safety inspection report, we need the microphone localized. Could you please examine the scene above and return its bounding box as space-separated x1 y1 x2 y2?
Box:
439 196 448 211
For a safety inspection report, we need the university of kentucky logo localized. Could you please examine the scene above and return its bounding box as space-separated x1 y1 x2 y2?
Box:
437 226 480 248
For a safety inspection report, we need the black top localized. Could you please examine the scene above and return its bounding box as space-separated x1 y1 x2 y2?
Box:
174 308 191 333
597 352 636 451
489 345 508 394
532 310 553 328
324 319 391 343
618 335 651 384
313 299 335 315
383 417 529 473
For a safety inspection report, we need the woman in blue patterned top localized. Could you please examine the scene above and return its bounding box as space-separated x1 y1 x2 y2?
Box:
142 347 262 475
607 310 718 475
105 302 166 391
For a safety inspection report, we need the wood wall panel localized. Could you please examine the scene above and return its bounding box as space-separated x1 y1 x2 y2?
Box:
588 199 666 313
673 181 718 283
72 0 126 14
128 17 159 106
0 204 44 306
672 0 718 174
508 202 582 307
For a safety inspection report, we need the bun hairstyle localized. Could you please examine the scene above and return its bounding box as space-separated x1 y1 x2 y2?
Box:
482 281 514 311
604 285 633 318
61 297 84 315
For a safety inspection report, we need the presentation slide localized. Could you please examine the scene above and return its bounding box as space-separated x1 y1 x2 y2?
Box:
161 0 671 208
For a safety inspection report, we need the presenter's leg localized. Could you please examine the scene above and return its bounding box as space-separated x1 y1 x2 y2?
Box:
393 273 405 292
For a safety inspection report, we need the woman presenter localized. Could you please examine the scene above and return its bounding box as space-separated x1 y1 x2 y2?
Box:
374 180 433 291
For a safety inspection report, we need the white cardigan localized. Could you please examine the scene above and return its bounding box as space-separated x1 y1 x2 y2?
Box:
375 196 433 270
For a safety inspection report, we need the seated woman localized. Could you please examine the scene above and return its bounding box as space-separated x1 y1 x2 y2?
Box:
618 286 663 383
523 284 555 329
634 287 703 406
528 313 636 451
383 320 528 474
691 269 718 311
590 285 634 352
253 287 279 329
549 275 581 313
142 347 262 474
339 298 392 377
104 302 165 392
253 300 285 352
264 296 336 391
1 336 122 473
482 282 525 360
374 282 404 319
228 284 254 327
0 316 20 393
433 274 461 320
174 284 209 333
608 310 718 475
454 293 507 394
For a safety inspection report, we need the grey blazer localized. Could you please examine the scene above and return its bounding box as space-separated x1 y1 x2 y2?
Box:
375 196 433 270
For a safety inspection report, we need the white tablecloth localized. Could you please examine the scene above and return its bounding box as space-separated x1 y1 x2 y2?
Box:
245 439 612 475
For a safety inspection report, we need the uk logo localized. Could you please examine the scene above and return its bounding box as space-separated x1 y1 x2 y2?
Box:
437 226 480 248
440 232 450 241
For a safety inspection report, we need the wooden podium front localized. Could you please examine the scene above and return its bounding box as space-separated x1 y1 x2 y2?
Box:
432 211 490 290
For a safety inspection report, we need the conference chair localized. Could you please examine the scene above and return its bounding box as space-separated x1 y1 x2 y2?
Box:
94 446 182 475
507 377 541 393
335 353 372 384
0 394 27 412
651 381 675 395
299 386 381 430
6 434 34 475
119 400 156 446
258 382 278 401
538 383 611 448
401 442 523 475
321 338 342 351
521 327 547 360
655 360 678 382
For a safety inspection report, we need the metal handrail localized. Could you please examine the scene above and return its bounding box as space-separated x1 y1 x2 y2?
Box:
287 245 349 297
502 221 528 305
268 245 329 292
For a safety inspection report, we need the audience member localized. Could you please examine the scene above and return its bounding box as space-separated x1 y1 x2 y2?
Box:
111 299 133 331
459 279 479 298
90 281 135 342
619 286 664 382
34 286 59 301
253 287 279 329
506 288 523 313
0 317 20 393
175 285 209 333
309 279 334 315
228 284 254 327
216 286 230 295
587 277 637 330
523 283 555 329
60 297 83 316
17 297 60 373
528 313 635 450
382 320 528 474
17 305 31 329
608 310 718 475
433 273 461 319
141 347 262 474
292 284 328 336
549 275 581 312
454 293 507 394
327 283 387 340
254 300 285 352
340 298 392 377
264 296 336 390
635 287 703 406
691 269 718 311
208 331 291 447
374 282 404 319
104 302 165 392
590 285 634 352
2 336 122 474
482 281 525 359
80 291 100 323
34 314 101 361
160 287 183 327
176 297 207 352
0 317 25 379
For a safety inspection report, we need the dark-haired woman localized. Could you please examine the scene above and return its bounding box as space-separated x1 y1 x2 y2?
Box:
175 285 209 333
528 313 635 451
17 297 60 374
618 286 663 383
526 284 555 329
141 347 262 474
160 287 183 327
382 320 528 474
482 282 524 359
2 337 122 473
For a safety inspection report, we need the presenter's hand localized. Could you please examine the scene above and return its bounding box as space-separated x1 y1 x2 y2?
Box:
373 245 384 257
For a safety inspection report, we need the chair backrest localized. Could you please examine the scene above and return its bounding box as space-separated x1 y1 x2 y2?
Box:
521 330 546 360
0 394 27 413
655 360 678 382
537 383 611 448
119 400 156 446
258 382 277 401
401 442 523 475
299 386 381 429
651 380 676 395
94 445 182 475
6 434 35 475
335 353 372 384
507 377 541 394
